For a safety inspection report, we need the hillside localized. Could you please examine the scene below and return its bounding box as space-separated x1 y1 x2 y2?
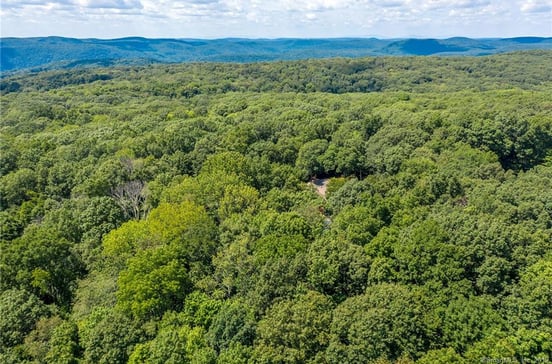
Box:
1 52 552 363
2 36 552 73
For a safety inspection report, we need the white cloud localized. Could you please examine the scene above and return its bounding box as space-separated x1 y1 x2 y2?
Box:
281 0 357 12
455 0 490 8
520 0 552 13
374 0 407 7
0 0 550 38
77 0 143 9
419 0 492 10
1 0 75 9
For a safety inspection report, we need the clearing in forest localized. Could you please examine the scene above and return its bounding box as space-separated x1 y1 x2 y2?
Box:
311 178 330 198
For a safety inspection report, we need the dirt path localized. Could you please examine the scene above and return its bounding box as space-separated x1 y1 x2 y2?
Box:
311 178 330 198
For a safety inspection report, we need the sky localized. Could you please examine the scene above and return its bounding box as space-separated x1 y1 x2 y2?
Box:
1 0 551 39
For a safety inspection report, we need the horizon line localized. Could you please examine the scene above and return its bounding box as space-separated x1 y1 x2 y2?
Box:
2 35 552 41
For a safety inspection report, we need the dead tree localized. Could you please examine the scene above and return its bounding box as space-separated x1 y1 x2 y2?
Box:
111 180 148 220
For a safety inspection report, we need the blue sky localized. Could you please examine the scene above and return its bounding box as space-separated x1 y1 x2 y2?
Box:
1 0 551 39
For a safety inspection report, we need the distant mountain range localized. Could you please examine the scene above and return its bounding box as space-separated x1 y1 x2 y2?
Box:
2 36 552 73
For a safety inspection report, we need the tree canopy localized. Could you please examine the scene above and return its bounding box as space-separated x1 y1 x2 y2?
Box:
1 51 551 363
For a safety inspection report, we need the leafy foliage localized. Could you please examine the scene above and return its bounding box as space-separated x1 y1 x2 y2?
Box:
1 51 551 363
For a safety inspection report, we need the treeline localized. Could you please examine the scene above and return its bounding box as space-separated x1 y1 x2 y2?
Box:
1 52 551 363
3 51 552 95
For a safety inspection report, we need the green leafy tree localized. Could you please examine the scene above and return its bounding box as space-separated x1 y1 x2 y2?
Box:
102 200 216 274
79 308 144 364
0 289 47 350
392 220 466 287
1 226 84 306
253 291 334 363
323 122 366 177
207 298 257 353
246 256 309 314
45 321 81 364
504 257 552 329
333 205 384 245
465 328 552 363
0 168 37 208
180 291 223 329
217 184 259 221
437 295 504 353
128 312 215 364
327 283 429 363
252 234 309 266
216 342 252 364
306 236 370 300
296 139 329 179
117 246 191 320
211 239 257 298
416 348 464 364
22 316 64 363
258 211 313 240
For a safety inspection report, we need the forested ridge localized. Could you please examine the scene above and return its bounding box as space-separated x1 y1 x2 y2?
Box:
3 36 552 73
1 51 551 363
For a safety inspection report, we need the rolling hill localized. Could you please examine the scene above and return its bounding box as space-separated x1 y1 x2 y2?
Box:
1 36 552 73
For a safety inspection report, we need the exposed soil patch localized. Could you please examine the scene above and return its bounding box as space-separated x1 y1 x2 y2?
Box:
311 178 330 198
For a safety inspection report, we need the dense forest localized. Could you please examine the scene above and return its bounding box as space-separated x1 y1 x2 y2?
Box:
1 51 551 363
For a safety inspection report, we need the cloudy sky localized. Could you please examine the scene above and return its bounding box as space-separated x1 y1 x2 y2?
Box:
1 0 551 39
